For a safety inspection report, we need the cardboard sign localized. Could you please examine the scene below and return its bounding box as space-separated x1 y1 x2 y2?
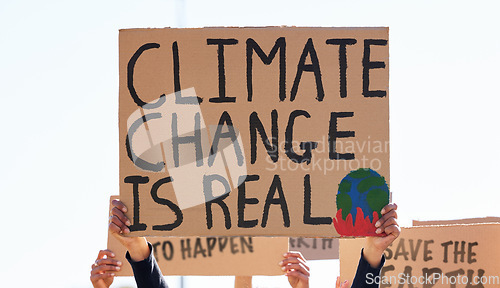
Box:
289 237 339 260
234 276 252 288
340 224 500 288
107 197 288 276
119 27 389 237
413 217 500 226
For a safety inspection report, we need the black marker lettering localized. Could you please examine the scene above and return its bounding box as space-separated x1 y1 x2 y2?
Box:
207 38 238 103
162 241 174 260
124 176 148 232
303 174 332 225
208 111 244 167
180 239 191 259
246 37 286 101
250 110 279 164
291 38 324 102
285 110 317 164
172 41 203 104
262 175 290 228
238 175 260 228
150 177 183 231
127 43 161 107
329 112 355 160
240 237 253 253
326 38 357 98
126 113 165 172
363 39 388 98
204 174 231 229
171 112 203 167
193 238 207 258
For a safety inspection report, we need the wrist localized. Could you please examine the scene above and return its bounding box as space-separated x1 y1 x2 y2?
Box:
362 244 385 268
125 237 150 262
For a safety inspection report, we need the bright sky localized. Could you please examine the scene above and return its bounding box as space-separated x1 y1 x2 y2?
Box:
1 0 499 287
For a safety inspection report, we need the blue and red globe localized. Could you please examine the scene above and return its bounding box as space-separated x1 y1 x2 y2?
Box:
334 168 389 236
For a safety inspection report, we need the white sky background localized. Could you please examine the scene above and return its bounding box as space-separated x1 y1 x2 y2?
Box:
0 0 499 287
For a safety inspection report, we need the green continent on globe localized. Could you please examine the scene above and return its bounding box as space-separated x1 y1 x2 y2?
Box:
336 192 352 220
336 168 389 221
366 188 389 217
338 178 352 193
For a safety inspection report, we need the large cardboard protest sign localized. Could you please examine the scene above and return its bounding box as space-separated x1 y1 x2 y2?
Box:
107 197 288 276
119 27 389 237
289 237 339 260
340 224 500 288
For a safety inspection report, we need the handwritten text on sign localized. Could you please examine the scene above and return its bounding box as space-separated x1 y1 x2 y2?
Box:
340 224 500 288
119 27 389 237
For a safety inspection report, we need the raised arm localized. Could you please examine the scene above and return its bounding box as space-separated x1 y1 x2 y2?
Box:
350 203 400 288
109 199 168 288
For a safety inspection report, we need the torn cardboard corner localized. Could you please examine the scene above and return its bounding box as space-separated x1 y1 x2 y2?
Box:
340 223 500 288
107 196 288 276
119 27 390 238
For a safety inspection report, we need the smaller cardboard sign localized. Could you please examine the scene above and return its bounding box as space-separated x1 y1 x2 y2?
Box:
107 196 288 276
413 217 500 226
340 224 500 288
289 238 339 260
234 276 252 288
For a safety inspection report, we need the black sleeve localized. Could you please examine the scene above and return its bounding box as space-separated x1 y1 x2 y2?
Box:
126 242 168 288
351 248 385 288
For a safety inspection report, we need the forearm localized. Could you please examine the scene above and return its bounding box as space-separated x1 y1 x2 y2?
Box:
127 242 168 288
351 249 385 288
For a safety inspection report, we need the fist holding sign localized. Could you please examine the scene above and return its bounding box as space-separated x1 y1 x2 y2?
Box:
119 27 390 237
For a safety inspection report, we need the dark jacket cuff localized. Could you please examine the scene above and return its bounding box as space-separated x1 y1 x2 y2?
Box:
351 248 386 288
126 242 168 288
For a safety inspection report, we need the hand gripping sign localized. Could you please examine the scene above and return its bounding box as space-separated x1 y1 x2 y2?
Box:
107 197 288 276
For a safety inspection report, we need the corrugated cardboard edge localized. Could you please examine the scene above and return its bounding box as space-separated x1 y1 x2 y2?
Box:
119 26 389 32
413 217 500 226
